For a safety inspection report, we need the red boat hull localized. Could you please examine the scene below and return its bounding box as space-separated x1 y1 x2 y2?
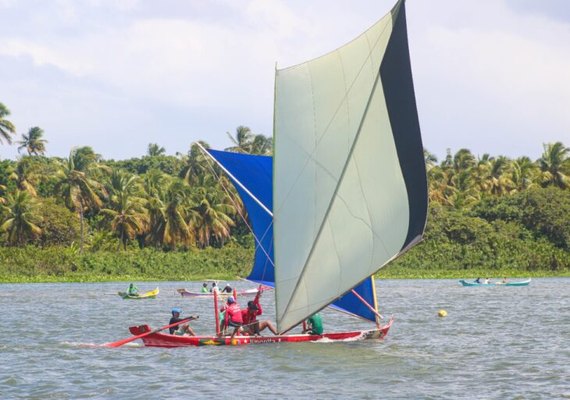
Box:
128 318 393 347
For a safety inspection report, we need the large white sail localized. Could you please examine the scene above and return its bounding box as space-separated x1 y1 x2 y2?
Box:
273 0 427 332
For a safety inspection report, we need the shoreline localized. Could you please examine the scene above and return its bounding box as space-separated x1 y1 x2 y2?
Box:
1 245 568 284
1 270 567 284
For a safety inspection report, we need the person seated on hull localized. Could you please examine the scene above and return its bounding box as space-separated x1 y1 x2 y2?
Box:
221 283 233 294
200 282 209 293
241 290 277 336
484 278 490 284
169 307 197 336
127 283 139 296
210 282 219 294
218 308 227 335
501 277 508 284
474 277 481 284
222 296 243 339
302 313 323 335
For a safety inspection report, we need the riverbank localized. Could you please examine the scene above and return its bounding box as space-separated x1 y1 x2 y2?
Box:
0 245 568 283
0 245 253 283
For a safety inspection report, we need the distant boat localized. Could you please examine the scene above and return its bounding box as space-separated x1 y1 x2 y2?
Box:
459 279 531 287
176 286 272 298
118 287 159 299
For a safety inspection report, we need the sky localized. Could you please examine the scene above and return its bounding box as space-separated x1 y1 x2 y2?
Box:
1 0 569 162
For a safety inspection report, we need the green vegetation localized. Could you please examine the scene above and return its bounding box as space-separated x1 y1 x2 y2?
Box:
0 100 569 282
0 245 253 283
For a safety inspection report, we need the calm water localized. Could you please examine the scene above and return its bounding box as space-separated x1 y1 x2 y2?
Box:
0 278 568 399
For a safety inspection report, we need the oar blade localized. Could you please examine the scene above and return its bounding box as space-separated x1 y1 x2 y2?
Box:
103 316 198 348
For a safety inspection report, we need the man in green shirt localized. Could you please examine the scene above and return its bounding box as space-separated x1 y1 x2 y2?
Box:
303 313 323 335
127 283 139 296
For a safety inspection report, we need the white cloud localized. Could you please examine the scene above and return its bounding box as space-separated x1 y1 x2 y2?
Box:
0 0 569 160
409 0 570 158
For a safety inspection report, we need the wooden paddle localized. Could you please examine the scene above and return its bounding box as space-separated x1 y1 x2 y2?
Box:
103 316 198 348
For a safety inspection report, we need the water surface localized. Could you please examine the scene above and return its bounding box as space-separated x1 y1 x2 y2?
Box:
0 279 568 399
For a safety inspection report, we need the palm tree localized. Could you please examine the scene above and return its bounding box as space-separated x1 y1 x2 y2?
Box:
226 126 273 155
453 148 476 172
487 156 514 196
18 127 48 155
190 185 236 248
473 155 514 196
427 166 454 206
147 143 166 157
250 134 272 155
140 170 171 248
0 102 16 145
0 190 42 245
72 146 101 172
55 149 104 252
511 156 537 192
101 170 148 250
226 126 254 153
144 195 166 248
142 169 171 199
162 180 194 250
432 148 479 208
8 157 38 196
179 141 211 186
539 142 569 189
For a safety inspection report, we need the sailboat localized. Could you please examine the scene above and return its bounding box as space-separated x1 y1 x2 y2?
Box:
120 0 427 347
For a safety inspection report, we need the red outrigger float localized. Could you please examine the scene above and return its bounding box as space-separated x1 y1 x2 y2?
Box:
128 318 393 348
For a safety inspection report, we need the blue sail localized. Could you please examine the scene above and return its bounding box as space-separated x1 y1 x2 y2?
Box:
207 149 274 286
207 149 377 322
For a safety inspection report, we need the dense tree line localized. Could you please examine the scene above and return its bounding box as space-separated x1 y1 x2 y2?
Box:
0 101 569 277
0 104 271 252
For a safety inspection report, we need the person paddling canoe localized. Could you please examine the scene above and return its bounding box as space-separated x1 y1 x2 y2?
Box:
127 283 139 296
169 308 197 336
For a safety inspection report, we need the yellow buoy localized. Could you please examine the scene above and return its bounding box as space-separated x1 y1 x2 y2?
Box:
438 309 448 317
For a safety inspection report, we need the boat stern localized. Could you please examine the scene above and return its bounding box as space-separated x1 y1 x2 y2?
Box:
129 325 151 335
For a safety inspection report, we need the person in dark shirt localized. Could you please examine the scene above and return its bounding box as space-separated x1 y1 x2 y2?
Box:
169 307 197 336
221 283 233 293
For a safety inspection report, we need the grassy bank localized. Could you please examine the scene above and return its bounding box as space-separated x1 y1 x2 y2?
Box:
379 265 569 279
0 245 568 283
0 245 254 283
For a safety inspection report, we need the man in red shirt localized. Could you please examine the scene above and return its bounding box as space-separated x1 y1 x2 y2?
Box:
223 296 243 338
241 291 278 336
